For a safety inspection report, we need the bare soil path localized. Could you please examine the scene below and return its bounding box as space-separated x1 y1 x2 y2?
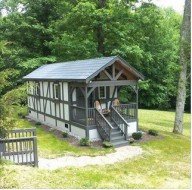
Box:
38 146 143 170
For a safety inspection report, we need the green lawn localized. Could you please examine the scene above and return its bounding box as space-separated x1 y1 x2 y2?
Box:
16 114 113 158
0 108 191 188
139 109 191 136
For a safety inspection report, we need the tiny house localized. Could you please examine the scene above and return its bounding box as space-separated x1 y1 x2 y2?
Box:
23 56 144 147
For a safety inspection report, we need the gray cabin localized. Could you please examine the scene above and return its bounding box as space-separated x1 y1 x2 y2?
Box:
23 56 144 147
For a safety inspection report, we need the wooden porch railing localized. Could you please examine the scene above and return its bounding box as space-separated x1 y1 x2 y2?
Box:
95 109 114 141
114 103 137 120
111 106 128 140
71 106 96 126
88 108 95 126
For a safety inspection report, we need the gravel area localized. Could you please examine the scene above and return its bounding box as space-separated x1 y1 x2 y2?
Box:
38 146 143 170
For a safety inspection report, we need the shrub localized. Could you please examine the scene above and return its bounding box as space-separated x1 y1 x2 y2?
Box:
102 141 113 148
148 129 158 136
80 137 91 146
0 118 15 138
62 132 69 138
35 122 41 126
17 111 26 119
2 85 27 106
0 101 15 138
132 132 142 140
128 138 135 144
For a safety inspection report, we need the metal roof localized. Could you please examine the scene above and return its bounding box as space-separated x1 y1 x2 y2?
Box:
23 56 144 82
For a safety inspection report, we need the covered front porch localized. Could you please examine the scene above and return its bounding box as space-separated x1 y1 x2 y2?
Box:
69 81 139 143
68 57 143 144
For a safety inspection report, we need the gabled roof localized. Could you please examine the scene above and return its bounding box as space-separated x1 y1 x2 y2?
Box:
23 56 144 82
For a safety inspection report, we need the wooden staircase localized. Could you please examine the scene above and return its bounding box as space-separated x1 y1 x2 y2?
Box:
110 121 128 147
95 106 129 148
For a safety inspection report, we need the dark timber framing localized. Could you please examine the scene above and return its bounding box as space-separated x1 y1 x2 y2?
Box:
28 81 70 129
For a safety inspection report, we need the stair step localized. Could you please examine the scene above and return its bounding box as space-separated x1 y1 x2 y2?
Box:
112 140 129 148
111 131 123 137
111 127 119 132
111 136 125 143
111 123 116 127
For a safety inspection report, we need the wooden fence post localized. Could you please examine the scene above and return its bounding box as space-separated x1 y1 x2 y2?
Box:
33 136 38 167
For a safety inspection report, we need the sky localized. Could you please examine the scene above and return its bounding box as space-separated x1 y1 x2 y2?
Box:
152 0 185 14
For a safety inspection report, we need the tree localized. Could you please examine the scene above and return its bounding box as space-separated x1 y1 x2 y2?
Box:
0 0 188 112
115 4 182 109
173 0 191 134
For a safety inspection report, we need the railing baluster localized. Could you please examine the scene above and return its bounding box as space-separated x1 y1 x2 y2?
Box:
95 109 113 141
111 106 129 140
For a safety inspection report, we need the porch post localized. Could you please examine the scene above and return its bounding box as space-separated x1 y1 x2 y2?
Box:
68 84 72 123
85 86 88 127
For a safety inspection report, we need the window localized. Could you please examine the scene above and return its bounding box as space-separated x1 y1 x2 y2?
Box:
35 82 40 96
99 86 106 99
54 83 60 99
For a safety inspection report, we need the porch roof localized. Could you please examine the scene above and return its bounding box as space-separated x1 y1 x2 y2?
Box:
23 56 144 82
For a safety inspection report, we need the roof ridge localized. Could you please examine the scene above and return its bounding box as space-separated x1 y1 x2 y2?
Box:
44 55 117 66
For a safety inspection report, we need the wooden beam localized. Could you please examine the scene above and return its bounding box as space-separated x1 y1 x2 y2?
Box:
115 70 124 80
87 87 96 98
70 87 75 96
70 82 86 87
109 86 117 108
79 87 85 97
103 69 113 80
87 80 137 87
112 64 115 79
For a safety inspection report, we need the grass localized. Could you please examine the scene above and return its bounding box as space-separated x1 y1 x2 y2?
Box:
139 109 191 136
15 110 113 158
0 107 191 188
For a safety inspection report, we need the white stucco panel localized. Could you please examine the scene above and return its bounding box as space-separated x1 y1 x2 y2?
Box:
63 82 68 101
29 110 37 118
71 125 86 139
45 100 51 115
40 99 44 112
42 82 48 97
127 122 137 136
55 104 60 117
38 113 44 121
45 117 56 126
64 104 69 120
51 101 55 115
89 129 101 141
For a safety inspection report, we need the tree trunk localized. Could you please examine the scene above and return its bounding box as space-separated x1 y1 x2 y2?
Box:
173 0 191 134
97 24 105 54
97 0 106 55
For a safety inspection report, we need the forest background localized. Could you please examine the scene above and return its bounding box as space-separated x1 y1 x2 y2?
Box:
0 0 190 111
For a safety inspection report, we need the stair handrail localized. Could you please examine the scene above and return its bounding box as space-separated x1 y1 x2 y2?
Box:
95 108 114 141
111 105 129 140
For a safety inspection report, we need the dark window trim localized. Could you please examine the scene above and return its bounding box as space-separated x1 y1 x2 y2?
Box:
99 86 106 99
53 82 61 101
35 82 40 96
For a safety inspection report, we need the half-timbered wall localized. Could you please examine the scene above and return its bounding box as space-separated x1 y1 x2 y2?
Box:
27 81 70 132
